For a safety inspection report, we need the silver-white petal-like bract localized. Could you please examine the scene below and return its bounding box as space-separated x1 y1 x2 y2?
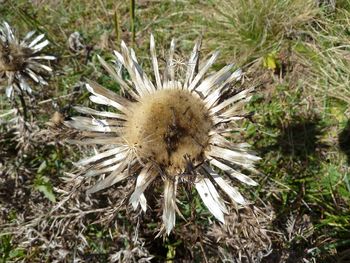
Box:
0 21 55 98
67 35 260 235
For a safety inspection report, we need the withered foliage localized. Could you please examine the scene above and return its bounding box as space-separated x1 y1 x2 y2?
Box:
206 204 274 263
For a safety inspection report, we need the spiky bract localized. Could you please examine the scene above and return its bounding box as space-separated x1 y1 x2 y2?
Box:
66 35 260 235
0 21 55 98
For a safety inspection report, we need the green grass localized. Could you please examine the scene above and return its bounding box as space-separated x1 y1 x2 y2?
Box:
1 0 350 262
203 0 318 65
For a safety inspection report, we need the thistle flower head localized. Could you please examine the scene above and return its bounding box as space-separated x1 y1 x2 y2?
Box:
0 21 55 98
124 88 212 175
66 35 260 235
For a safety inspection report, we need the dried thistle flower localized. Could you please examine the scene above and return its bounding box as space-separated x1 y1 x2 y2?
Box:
66 35 260 235
0 21 55 98
68 31 85 53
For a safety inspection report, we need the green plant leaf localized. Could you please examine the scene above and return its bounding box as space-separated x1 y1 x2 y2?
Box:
263 52 277 70
34 176 56 203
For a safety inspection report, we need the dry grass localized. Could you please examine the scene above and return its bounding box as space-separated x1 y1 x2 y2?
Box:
203 0 318 64
0 0 350 262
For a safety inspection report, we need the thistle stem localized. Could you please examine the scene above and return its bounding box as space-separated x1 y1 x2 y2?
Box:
130 0 136 45
18 89 28 122
114 10 121 45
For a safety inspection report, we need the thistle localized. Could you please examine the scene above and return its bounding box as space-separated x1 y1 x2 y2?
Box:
66 35 260 235
0 21 55 98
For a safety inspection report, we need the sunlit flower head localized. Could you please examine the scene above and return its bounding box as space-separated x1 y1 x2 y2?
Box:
66 35 260 235
0 21 55 98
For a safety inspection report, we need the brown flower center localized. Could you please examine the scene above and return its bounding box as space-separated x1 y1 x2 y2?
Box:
123 89 212 174
0 43 32 72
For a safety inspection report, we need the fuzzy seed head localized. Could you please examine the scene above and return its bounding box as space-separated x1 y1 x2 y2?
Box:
0 43 31 72
123 89 212 174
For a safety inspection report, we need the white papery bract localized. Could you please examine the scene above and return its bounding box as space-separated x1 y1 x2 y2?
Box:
0 21 55 98
66 35 260 235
